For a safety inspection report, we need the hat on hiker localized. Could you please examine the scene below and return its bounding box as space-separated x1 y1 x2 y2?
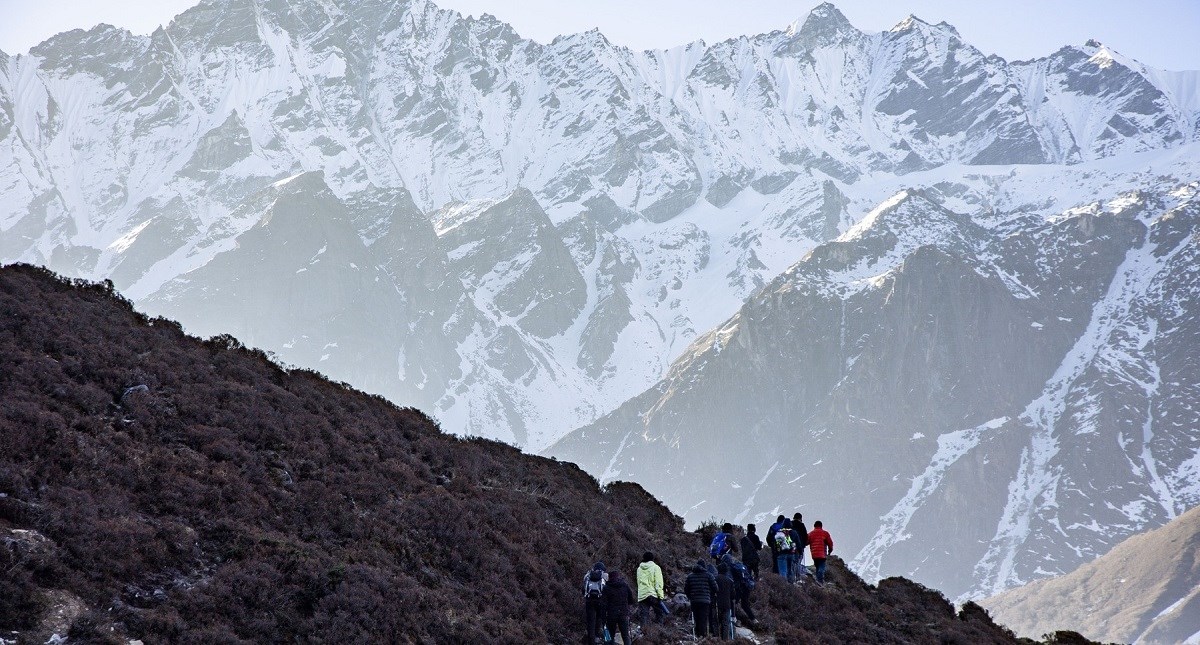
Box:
593 561 606 571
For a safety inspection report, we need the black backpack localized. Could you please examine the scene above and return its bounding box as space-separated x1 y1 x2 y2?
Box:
584 569 605 600
730 560 756 594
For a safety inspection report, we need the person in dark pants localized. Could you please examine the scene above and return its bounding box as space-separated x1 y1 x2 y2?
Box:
684 560 717 637
719 553 756 626
582 562 608 643
602 570 635 645
740 523 762 580
715 562 736 639
705 560 720 635
789 514 809 581
636 552 666 624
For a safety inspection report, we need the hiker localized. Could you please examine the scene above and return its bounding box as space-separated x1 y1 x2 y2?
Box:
740 523 762 580
720 553 756 625
704 560 720 635
684 560 717 637
790 513 809 581
715 562 736 640
602 570 635 645
636 551 666 624
808 521 834 585
766 515 785 574
773 519 796 582
709 522 735 560
582 562 608 644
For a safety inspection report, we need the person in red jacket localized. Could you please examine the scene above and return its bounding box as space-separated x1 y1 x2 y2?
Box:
807 521 834 585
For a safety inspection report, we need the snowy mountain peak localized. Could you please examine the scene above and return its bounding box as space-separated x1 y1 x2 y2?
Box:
888 13 963 42
889 15 921 32
787 2 857 41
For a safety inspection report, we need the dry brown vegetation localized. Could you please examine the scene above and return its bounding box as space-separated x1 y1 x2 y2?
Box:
0 264 1092 643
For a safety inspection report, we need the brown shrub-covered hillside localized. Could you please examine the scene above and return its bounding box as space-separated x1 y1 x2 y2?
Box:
0 263 1079 644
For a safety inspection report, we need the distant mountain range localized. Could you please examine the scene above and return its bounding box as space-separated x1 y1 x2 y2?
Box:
2 0 1199 602
984 504 1200 644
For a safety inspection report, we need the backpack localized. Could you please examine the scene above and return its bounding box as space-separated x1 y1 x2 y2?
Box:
766 523 780 551
708 532 729 558
585 569 605 600
773 530 793 552
730 560 756 593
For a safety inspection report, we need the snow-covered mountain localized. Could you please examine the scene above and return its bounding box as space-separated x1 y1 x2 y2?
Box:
3 0 1198 450
1 0 1199 599
549 154 1200 600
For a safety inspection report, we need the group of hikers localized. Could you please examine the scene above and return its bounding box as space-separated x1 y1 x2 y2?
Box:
581 514 834 643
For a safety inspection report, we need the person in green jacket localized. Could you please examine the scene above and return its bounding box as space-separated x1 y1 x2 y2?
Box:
636 551 666 624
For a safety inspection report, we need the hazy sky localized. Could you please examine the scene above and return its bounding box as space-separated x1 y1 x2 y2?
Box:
2 0 1198 70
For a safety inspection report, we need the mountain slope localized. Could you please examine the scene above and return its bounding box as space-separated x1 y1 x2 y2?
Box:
0 263 1034 644
983 504 1200 644
548 171 1200 601
1 0 1198 449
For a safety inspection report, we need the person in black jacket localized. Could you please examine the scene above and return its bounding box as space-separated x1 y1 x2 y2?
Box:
715 562 736 640
705 560 720 635
791 513 810 580
719 553 756 625
740 523 762 580
684 560 717 637
602 570 635 645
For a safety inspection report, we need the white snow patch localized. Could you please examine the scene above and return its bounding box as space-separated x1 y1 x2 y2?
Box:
853 417 1007 581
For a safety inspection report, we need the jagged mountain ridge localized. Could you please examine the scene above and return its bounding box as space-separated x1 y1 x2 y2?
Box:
2 0 1199 448
548 165 1200 602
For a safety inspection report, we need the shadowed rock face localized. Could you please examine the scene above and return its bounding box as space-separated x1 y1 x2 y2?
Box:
139 173 425 404
548 187 1200 601
434 188 586 339
983 504 1200 645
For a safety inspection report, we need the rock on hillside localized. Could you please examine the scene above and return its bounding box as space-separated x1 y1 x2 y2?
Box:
983 504 1200 645
0 263 1041 643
